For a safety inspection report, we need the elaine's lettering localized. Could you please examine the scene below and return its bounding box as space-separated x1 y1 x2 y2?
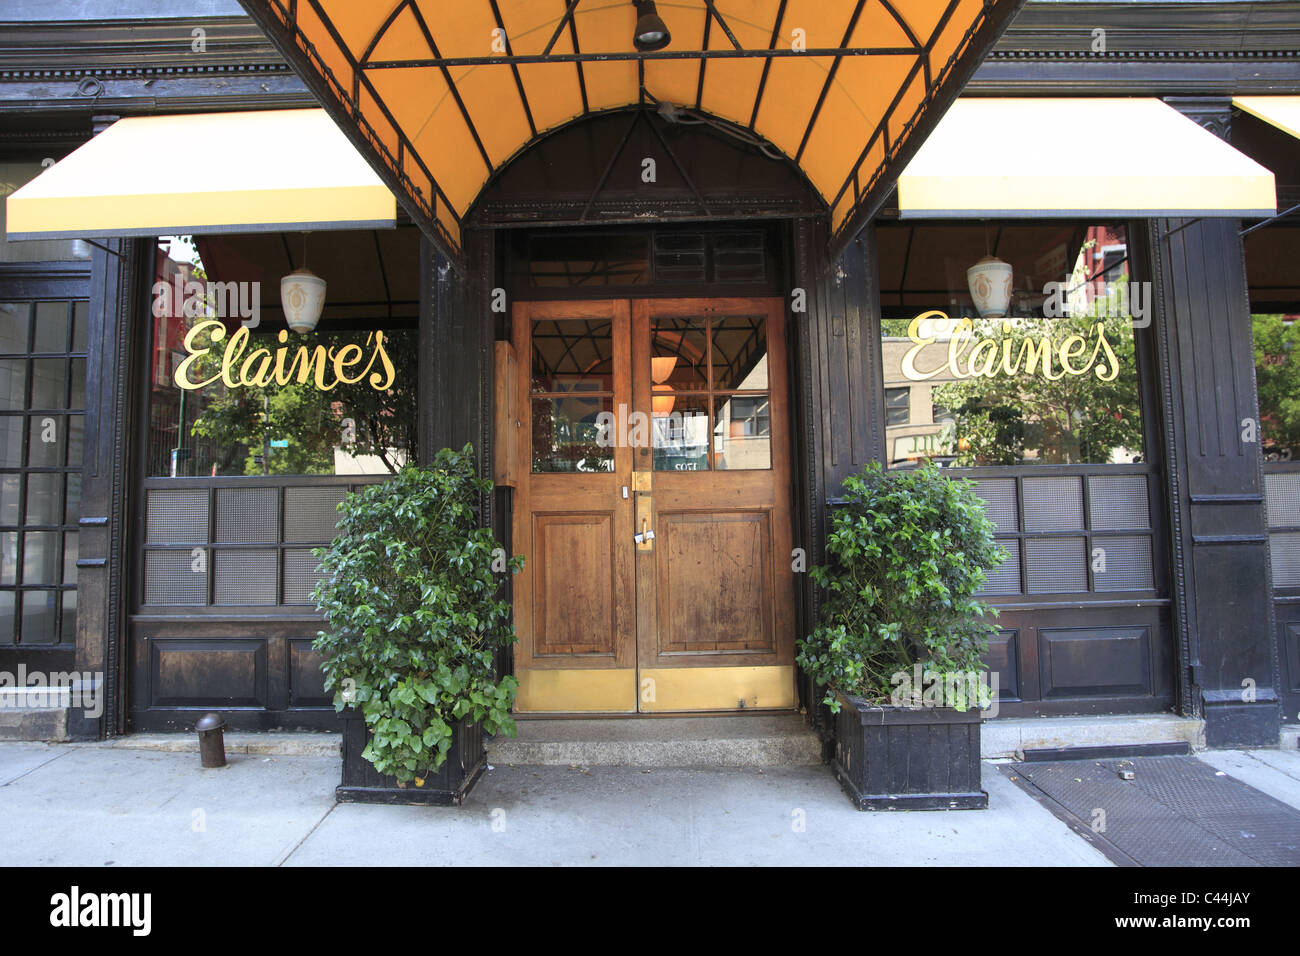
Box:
172 321 397 392
900 311 1121 383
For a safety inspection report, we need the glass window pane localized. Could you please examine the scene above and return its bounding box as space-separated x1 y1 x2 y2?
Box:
0 475 18 526
653 394 710 472
525 233 650 288
0 417 21 467
879 222 1142 467
713 395 771 470
20 590 57 644
0 302 29 352
712 316 768 391
0 359 26 411
530 319 613 393
33 302 69 353
65 473 81 524
0 532 15 585
61 589 77 641
63 531 78 582
28 416 63 467
29 359 67 409
147 235 419 477
71 301 89 352
0 590 13 643
23 531 59 584
650 318 708 391
69 358 85 410
24 473 62 526
531 395 614 473
67 415 83 467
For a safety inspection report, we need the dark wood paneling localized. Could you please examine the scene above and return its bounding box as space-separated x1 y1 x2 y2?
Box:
1038 626 1153 699
130 619 339 731
984 628 1021 702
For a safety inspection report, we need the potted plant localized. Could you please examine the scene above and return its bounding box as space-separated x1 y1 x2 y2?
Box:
312 445 522 805
797 461 1005 810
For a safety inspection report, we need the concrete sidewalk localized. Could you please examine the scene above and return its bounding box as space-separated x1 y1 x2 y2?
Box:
1 741 1295 866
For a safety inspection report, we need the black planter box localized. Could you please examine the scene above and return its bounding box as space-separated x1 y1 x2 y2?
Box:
831 694 987 811
337 707 485 806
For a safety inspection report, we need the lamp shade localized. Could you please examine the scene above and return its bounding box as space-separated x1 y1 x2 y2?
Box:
966 256 1013 319
281 267 326 333
651 356 678 384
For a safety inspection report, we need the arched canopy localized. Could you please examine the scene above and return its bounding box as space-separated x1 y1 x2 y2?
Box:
239 0 1022 266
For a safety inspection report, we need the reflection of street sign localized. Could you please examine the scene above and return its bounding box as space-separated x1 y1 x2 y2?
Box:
893 424 956 461
270 439 289 448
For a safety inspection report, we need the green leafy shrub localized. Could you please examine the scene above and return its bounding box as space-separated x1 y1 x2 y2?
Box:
796 461 1005 712
312 445 522 785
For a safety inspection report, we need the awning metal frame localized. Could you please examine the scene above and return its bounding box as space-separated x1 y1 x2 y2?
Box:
240 0 1023 270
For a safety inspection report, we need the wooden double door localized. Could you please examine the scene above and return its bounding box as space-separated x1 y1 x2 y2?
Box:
509 297 795 713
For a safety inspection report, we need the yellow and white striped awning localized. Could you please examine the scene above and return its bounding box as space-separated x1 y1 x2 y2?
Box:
5 109 396 240
898 98 1277 219
237 0 1022 262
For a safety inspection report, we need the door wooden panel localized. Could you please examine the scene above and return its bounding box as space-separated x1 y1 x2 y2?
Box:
533 512 617 656
655 510 773 654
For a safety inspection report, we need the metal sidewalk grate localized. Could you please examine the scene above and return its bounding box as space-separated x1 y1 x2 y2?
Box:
1002 755 1300 867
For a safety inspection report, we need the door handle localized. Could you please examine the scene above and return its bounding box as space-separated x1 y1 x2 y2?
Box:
635 496 654 550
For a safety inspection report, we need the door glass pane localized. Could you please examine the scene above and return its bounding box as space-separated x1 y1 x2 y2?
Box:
712 316 768 390
531 395 614 473
0 302 29 352
0 417 20 467
25 473 62 526
65 473 81 523
650 318 707 391
0 532 14 584
28 415 63 467
0 359 26 411
653 395 710 472
21 590 57 644
530 319 613 392
23 530 59 584
33 301 69 353
29 359 67 409
0 474 18 525
0 590 13 643
61 589 77 640
714 394 772 470
71 301 89 352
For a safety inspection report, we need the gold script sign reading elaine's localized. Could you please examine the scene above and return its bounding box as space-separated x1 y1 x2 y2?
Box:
173 320 396 392
900 311 1121 383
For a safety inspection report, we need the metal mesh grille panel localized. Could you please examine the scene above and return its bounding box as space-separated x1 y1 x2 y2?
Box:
1025 536 1088 593
144 549 207 605
214 549 276 604
1088 475 1150 530
1093 535 1155 591
145 489 208 544
283 548 325 605
1270 532 1300 588
974 479 1018 533
215 487 278 543
1266 474 1300 528
284 487 345 543
1023 477 1084 532
978 538 1021 595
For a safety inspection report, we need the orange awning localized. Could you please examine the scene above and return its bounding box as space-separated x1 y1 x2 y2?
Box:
238 0 1021 264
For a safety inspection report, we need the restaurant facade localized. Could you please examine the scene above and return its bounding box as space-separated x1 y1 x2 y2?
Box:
1 0 1297 750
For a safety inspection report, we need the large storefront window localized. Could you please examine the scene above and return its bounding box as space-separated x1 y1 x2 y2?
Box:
139 229 418 610
877 222 1145 468
146 233 417 478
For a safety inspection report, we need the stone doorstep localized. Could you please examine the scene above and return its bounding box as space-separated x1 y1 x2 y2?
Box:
1282 724 1300 750
102 732 341 758
981 714 1206 760
0 706 68 741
